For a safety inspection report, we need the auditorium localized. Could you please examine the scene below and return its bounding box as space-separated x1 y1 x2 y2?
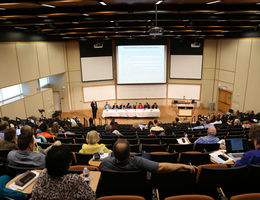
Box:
0 0 260 199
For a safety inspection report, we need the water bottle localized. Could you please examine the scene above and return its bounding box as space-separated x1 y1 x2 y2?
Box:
83 167 90 183
99 148 104 156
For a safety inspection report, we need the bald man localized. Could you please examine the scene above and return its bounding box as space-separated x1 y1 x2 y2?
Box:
194 126 220 144
100 139 196 174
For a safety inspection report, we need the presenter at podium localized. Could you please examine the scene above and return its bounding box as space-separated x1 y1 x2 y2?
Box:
91 100 98 119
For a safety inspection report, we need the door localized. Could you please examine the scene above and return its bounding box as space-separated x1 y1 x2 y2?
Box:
218 89 232 113
53 92 61 111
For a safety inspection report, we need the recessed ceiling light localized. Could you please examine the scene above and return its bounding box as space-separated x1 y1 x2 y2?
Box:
155 0 164 5
0 7 6 10
14 26 27 30
83 13 89 16
0 17 6 20
217 19 227 22
257 2 260 5
37 15 47 18
214 12 225 14
41 4 56 8
206 0 222 5
72 21 79 24
98 0 107 6
110 20 114 23
256 12 260 14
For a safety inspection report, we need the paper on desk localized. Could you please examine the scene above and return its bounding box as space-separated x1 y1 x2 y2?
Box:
210 150 234 164
9 171 39 191
177 137 190 144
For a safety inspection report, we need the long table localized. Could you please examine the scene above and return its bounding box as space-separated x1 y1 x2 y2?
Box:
102 109 160 118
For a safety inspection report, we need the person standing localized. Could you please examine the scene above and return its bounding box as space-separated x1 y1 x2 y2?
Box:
91 100 98 119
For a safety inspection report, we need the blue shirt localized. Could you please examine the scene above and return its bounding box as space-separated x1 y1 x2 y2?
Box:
194 135 220 144
235 149 260 167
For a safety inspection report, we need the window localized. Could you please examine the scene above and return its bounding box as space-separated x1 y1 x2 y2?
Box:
39 77 50 88
0 84 23 101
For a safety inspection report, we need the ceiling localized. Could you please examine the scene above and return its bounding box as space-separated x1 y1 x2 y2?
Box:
0 0 260 40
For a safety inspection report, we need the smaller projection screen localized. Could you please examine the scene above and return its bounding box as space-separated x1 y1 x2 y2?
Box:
117 45 166 84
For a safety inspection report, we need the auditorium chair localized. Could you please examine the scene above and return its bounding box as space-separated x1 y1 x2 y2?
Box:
74 152 93 165
7 164 43 178
151 169 196 199
141 144 168 152
150 152 178 163
129 144 140 153
63 144 82 152
46 137 55 143
55 137 74 144
168 144 194 153
164 194 214 200
230 193 260 200
37 143 52 149
139 138 160 144
161 137 178 145
96 195 145 200
98 169 149 198
245 165 260 193
179 152 211 166
74 138 86 144
0 149 11 176
194 143 220 152
197 164 248 198
120 135 137 139
66 134 84 138
126 138 138 145
100 139 116 146
101 135 119 139
69 165 99 174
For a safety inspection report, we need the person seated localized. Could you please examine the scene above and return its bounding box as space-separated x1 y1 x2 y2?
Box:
99 139 196 173
119 104 126 109
137 103 143 109
152 103 158 109
162 126 176 137
149 120 164 136
235 130 260 167
194 126 220 144
79 130 112 154
143 102 150 109
7 125 45 168
110 118 118 131
126 103 132 109
132 103 137 109
0 128 18 150
112 103 119 109
31 145 95 200
49 121 64 136
36 123 56 142
146 121 154 130
0 121 9 140
104 101 111 110
102 125 121 136
131 121 141 131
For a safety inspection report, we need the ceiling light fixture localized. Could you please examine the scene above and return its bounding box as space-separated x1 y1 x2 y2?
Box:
206 0 222 5
41 4 56 8
83 13 89 16
155 0 164 5
37 15 47 18
214 11 225 14
98 0 107 6
14 26 27 30
0 7 6 10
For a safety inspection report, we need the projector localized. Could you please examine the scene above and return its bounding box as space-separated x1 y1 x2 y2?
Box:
191 42 201 48
149 26 164 36
93 43 103 49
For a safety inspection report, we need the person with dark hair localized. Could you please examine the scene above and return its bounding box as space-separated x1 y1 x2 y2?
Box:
235 130 260 167
163 126 176 137
91 100 98 119
36 123 55 142
7 125 45 168
0 121 9 140
0 128 18 150
99 139 196 173
31 145 95 200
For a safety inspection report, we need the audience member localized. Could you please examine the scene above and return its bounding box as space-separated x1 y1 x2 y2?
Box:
194 126 220 144
31 145 95 200
79 130 112 154
163 126 176 137
147 121 154 130
137 103 143 109
131 121 141 131
102 125 121 136
104 101 111 110
7 125 45 168
36 123 56 141
248 124 260 141
110 118 118 131
235 130 260 167
0 128 18 150
0 121 9 140
49 121 63 136
99 139 196 173
150 120 164 135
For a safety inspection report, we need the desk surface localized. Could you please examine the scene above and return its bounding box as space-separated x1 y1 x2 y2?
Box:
6 170 101 194
102 109 160 118
89 158 102 167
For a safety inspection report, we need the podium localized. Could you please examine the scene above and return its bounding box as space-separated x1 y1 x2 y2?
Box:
177 104 194 117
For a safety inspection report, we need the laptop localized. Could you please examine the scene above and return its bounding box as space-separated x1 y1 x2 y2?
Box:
226 137 248 159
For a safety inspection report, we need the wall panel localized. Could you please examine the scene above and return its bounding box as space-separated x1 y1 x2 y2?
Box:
36 42 50 78
219 39 238 71
1 99 26 119
24 93 44 117
48 42 66 75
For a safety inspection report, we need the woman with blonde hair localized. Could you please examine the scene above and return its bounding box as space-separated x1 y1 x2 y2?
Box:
79 130 112 154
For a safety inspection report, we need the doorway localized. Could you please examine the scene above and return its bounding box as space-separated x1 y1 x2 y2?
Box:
218 88 232 113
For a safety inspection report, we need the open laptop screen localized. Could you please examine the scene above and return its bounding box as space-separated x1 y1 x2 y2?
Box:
226 138 248 153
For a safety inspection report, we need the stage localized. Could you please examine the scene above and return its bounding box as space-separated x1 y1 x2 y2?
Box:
61 105 219 125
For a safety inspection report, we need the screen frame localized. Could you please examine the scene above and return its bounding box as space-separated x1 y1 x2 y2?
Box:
116 45 167 85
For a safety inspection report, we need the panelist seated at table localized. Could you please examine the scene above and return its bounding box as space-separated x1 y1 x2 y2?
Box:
112 103 119 109
119 104 126 109
104 102 111 110
126 103 132 109
152 103 158 109
133 103 137 109
31 145 95 200
137 103 143 109
7 125 46 168
144 102 150 109
79 130 112 154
